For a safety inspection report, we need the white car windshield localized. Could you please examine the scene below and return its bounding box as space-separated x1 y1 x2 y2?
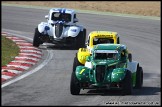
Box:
52 12 71 22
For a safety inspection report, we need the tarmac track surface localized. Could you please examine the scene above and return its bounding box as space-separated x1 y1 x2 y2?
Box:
1 5 161 106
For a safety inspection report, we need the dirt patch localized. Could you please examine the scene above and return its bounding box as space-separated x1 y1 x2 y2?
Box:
2 1 160 17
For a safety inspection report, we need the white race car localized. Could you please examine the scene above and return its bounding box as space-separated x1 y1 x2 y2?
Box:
33 8 86 48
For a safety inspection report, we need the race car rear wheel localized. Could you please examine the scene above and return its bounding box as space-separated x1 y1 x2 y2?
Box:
82 28 86 47
33 28 42 47
117 37 120 44
122 70 132 95
135 65 143 89
75 28 86 49
70 69 80 95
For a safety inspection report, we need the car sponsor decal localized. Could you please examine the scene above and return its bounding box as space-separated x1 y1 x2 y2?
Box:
71 29 77 32
79 69 85 74
95 35 113 38
112 72 124 75
99 62 106 64
108 62 118 66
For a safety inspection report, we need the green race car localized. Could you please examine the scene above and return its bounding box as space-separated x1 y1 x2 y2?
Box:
70 44 143 95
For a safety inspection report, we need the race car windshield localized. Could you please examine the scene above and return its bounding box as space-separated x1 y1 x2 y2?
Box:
94 50 118 60
93 38 114 45
52 12 71 22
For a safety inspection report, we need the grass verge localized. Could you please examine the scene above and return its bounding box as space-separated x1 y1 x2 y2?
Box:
1 36 19 66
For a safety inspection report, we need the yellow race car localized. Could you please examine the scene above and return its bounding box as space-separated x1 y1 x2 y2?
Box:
73 31 121 71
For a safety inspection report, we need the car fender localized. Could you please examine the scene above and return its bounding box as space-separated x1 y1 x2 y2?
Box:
38 22 49 33
127 61 139 86
127 61 139 73
64 26 81 37
75 66 91 82
77 48 90 65
111 68 127 82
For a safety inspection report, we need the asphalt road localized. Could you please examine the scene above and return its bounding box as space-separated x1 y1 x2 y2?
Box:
1 5 161 106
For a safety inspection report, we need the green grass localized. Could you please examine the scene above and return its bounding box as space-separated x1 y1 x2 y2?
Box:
1 35 20 66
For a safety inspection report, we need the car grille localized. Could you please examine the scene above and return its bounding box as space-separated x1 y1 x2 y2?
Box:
95 65 106 82
55 23 63 38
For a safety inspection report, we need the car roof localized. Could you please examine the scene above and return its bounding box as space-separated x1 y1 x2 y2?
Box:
88 31 118 38
50 8 76 14
94 44 126 50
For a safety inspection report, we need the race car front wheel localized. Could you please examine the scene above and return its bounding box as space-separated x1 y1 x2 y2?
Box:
70 70 80 95
122 70 132 95
33 28 42 47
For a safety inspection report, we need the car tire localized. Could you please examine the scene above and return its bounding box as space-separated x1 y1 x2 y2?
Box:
33 28 42 47
122 70 132 95
117 37 120 44
70 68 80 95
75 28 86 49
82 28 86 47
135 65 143 89
73 57 83 72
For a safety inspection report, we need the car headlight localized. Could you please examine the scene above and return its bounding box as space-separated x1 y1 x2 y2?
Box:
85 61 93 69
45 26 50 30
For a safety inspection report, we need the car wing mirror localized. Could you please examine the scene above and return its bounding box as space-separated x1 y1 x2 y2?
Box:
85 42 88 46
45 15 49 20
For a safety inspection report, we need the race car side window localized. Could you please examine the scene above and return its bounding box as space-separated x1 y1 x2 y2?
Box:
116 34 120 44
52 12 60 21
74 14 76 19
87 36 90 46
121 50 126 62
74 14 78 23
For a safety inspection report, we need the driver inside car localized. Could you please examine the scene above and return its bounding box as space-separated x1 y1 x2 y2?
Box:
94 38 111 45
61 14 70 22
98 38 111 44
